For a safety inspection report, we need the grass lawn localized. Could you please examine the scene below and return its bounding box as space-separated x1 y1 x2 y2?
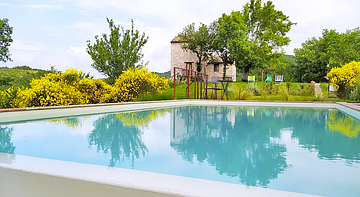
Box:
137 81 353 103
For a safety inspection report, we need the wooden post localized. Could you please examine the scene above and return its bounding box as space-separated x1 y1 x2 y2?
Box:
194 71 197 99
200 74 203 99
173 67 176 100
205 75 208 99
187 69 190 99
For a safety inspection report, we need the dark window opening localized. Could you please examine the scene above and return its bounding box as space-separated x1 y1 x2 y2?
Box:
214 64 219 72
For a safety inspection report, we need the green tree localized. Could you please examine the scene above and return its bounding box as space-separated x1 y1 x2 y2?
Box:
0 18 13 62
294 28 360 82
178 23 213 73
211 12 243 79
86 18 148 83
230 0 295 81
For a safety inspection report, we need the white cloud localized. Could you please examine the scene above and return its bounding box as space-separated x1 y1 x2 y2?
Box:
23 4 63 9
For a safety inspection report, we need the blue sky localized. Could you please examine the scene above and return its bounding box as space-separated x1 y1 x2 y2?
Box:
1 0 359 78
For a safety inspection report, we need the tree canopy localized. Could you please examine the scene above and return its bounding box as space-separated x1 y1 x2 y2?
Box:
178 23 213 73
294 28 360 82
0 18 13 63
231 0 295 80
177 0 295 80
86 18 148 83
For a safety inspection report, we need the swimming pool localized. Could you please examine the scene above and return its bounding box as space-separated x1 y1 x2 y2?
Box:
0 101 359 197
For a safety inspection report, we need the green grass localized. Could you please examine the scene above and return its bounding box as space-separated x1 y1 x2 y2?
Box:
138 81 354 102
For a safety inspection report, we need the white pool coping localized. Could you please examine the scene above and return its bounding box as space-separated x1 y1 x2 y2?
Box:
0 153 322 197
0 100 357 197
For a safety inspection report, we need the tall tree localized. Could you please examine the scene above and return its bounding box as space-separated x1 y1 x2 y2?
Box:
211 12 244 79
294 28 360 82
86 18 148 83
230 0 295 80
0 18 13 63
178 23 213 73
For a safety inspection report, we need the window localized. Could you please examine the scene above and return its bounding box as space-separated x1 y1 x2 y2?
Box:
214 64 219 72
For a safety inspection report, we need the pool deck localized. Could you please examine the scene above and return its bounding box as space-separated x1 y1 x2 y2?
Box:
1 100 355 197
0 167 178 197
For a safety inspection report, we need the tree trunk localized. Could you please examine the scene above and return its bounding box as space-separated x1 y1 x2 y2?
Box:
243 68 250 81
261 70 264 82
223 64 227 80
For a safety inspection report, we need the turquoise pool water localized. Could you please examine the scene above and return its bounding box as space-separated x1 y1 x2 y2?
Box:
1 106 360 197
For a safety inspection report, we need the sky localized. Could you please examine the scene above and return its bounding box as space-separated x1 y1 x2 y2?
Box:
0 0 359 78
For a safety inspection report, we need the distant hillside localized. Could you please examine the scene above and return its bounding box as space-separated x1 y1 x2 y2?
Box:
0 66 51 91
284 54 296 63
154 70 171 79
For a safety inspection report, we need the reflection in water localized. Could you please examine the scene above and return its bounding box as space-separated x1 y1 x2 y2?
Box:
326 110 360 138
171 106 288 187
88 114 148 167
170 106 360 187
0 126 16 164
88 108 170 167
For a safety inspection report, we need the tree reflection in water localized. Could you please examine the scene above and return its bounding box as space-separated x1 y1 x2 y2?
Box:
88 109 169 168
171 106 288 187
0 126 16 164
170 106 360 187
88 114 148 167
0 126 15 154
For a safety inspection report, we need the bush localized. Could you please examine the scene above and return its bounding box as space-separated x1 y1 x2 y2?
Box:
113 68 169 102
0 87 22 108
327 61 360 98
229 85 252 100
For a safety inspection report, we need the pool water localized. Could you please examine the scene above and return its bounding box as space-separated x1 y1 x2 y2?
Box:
1 106 360 197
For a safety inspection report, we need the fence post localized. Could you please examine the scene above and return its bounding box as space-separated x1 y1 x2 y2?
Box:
173 67 176 100
187 69 190 99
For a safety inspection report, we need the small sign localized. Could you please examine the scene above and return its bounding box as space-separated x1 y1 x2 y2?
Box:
329 85 336 92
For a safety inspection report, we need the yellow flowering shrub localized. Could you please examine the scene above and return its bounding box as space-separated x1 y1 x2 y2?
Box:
113 68 169 102
0 87 23 108
327 61 360 91
77 78 115 104
1 67 170 109
325 110 360 138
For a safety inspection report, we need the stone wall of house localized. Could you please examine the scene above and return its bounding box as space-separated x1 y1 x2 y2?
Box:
171 37 236 81
171 40 198 72
205 63 236 81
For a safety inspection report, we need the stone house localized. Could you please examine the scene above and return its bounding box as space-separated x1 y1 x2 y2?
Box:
170 36 237 81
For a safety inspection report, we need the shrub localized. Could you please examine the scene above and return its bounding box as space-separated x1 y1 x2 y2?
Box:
327 61 360 98
279 86 292 101
230 85 252 100
113 68 169 102
78 78 115 104
0 87 22 108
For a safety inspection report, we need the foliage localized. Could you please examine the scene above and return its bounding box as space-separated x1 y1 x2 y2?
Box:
0 18 13 62
0 87 22 108
294 28 360 82
326 61 360 98
178 23 213 72
78 78 115 104
86 18 148 83
0 66 51 91
154 70 171 79
211 12 240 79
229 85 252 100
17 69 87 107
231 0 295 80
113 68 169 102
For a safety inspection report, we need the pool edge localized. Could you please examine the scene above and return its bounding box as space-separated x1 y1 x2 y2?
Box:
0 153 323 197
